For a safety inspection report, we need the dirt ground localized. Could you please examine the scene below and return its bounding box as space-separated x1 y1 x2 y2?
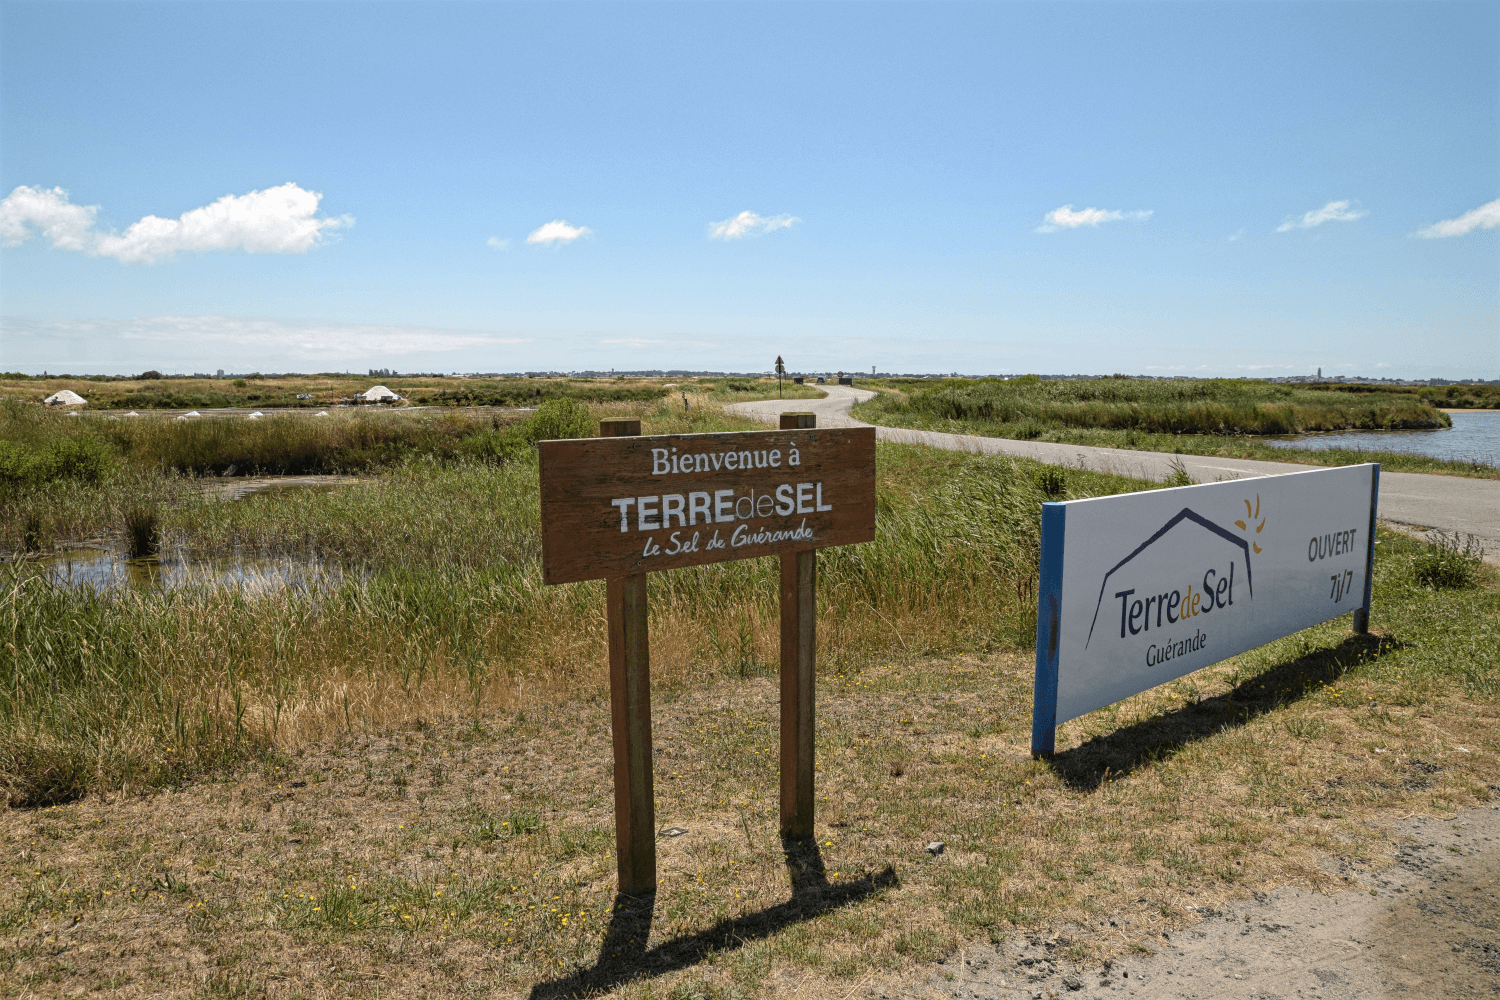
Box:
3 642 1496 999
903 801 1500 999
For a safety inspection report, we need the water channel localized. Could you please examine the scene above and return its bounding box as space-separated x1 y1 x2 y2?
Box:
38 548 348 593
29 475 366 593
1263 410 1499 467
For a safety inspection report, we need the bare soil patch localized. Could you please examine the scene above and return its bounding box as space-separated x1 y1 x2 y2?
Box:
905 801 1500 999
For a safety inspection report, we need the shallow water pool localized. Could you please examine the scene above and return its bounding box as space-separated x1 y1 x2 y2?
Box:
1264 410 1498 467
36 547 348 593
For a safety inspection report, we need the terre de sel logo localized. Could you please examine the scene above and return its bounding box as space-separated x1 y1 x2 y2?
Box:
1084 496 1268 658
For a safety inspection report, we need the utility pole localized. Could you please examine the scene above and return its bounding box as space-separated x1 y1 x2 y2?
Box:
775 355 785 399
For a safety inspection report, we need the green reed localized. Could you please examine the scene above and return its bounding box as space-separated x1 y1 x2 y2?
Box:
865 377 1449 436
0 438 1158 806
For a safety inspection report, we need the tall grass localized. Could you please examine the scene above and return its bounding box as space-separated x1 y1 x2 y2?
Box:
0 386 1153 806
0 466 186 554
1312 380 1500 410
0 402 116 486
97 408 520 475
0 397 596 483
0 397 749 555
867 378 1449 435
0 436 1157 806
122 506 158 559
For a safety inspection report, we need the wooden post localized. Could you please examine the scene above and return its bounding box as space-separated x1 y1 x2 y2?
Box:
599 418 641 437
607 575 654 894
779 411 817 837
601 417 655 894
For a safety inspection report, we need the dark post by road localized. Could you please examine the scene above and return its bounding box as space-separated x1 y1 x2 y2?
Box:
776 355 786 399
600 417 655 893
1354 464 1380 634
778 410 817 836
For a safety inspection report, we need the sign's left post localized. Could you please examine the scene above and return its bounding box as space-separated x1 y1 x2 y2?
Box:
598 418 656 895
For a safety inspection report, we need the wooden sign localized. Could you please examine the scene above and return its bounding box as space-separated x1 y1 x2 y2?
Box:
537 414 876 897
539 426 875 584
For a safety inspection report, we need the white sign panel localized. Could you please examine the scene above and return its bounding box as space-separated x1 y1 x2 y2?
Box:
1032 464 1378 754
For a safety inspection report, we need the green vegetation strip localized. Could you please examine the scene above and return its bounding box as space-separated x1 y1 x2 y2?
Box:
0 372 825 411
854 378 1498 479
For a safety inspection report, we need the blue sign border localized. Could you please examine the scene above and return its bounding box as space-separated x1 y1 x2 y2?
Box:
1031 502 1066 757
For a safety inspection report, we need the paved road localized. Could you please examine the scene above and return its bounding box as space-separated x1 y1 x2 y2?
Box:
729 386 1500 564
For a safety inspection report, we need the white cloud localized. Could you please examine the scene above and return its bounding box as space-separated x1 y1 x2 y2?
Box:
1414 198 1500 238
1275 199 1366 232
4 315 529 362
708 211 801 240
486 236 510 249
600 338 665 348
0 183 349 263
1227 228 1246 242
1035 205 1152 233
0 186 98 251
526 220 591 245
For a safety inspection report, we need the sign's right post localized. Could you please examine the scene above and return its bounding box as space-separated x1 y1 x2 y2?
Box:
1354 466 1380 634
778 411 818 837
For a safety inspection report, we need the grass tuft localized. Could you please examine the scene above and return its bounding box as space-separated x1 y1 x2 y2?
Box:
1412 531 1485 590
123 505 158 559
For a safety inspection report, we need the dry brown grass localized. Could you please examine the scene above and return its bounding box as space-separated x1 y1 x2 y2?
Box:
3 593 1495 999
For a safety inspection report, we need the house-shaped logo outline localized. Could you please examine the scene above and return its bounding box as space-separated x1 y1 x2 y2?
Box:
1084 508 1254 648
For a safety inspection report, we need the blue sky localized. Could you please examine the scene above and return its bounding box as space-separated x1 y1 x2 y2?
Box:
1 1 1496 378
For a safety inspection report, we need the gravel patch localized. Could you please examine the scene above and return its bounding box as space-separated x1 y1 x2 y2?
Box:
902 801 1500 999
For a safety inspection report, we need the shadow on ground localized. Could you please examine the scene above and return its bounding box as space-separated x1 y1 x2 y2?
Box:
1048 631 1396 791
528 835 898 1000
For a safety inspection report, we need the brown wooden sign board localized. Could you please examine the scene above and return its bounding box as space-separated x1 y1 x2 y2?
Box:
538 415 874 897
539 426 876 584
